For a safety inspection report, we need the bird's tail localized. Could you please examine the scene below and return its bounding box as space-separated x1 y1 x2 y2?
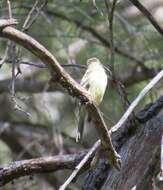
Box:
76 105 85 143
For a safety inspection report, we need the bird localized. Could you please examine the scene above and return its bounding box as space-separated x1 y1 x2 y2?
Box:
76 57 108 142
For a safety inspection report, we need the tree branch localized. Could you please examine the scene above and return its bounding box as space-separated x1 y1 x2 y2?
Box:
128 0 163 37
0 19 17 29
0 22 120 168
103 113 163 190
0 121 66 188
110 69 163 133
82 96 163 189
0 152 86 186
1 96 163 188
59 140 100 190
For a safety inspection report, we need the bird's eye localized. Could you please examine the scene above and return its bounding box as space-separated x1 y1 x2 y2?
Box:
86 83 90 90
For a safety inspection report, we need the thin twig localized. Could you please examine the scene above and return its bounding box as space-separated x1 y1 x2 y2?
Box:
7 1 47 116
109 0 117 73
11 43 16 96
7 0 12 18
110 69 163 133
59 140 101 190
6 0 16 97
0 56 86 69
116 80 130 110
22 0 47 32
105 0 117 73
105 0 130 112
22 0 39 31
11 96 31 117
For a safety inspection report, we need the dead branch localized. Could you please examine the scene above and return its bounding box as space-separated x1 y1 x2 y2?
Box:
0 122 65 188
0 23 120 168
0 151 86 186
102 113 163 190
82 96 163 190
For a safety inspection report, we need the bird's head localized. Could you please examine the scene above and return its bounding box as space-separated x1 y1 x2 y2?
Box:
87 57 102 70
87 57 100 65
87 57 112 79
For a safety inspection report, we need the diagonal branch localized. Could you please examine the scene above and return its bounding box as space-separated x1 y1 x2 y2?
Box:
0 21 120 168
128 0 163 37
110 69 163 133
59 140 101 190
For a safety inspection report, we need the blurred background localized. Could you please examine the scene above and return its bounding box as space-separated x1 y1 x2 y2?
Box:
0 0 163 189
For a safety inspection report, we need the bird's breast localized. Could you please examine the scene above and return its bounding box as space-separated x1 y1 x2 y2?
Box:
88 69 107 105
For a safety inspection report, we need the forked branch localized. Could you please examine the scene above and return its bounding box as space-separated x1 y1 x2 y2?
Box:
0 20 120 168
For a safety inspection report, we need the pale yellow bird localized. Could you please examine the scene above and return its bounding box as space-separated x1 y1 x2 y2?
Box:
76 57 108 142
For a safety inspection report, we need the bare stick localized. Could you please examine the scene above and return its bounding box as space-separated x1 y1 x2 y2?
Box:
7 0 12 18
110 70 163 133
22 0 39 31
6 0 17 97
23 0 47 32
59 140 101 190
105 0 117 73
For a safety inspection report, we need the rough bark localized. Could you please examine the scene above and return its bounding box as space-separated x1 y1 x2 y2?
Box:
0 152 86 186
82 96 163 190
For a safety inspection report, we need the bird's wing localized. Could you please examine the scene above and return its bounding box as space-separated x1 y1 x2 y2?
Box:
76 105 85 142
80 69 91 89
76 68 92 142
